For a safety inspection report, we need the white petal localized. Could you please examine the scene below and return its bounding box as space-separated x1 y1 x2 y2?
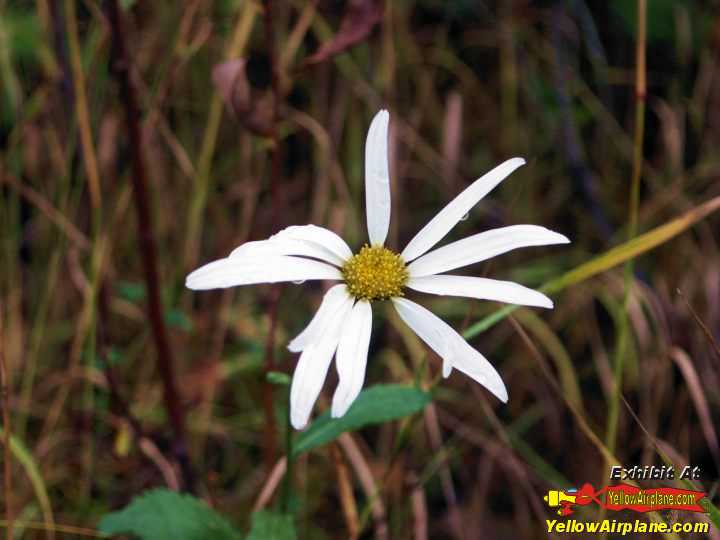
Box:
230 238 345 267
331 300 373 418
290 298 354 429
230 225 352 266
288 285 353 353
290 341 336 430
392 298 508 402
407 275 553 308
401 158 526 262
273 225 353 261
365 110 391 246
185 254 341 290
407 225 570 278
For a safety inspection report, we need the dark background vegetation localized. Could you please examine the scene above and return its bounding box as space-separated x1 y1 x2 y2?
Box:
1 0 720 538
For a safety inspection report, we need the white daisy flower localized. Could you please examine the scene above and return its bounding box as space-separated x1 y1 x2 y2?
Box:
186 110 569 429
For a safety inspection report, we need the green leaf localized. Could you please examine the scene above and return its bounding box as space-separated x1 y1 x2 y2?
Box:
0 427 54 532
116 281 146 302
701 497 720 531
99 489 241 540
2 8 42 64
293 384 431 457
266 371 291 386
166 308 193 331
106 346 125 366
246 511 296 540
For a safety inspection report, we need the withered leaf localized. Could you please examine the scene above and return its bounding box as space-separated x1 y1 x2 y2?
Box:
212 59 251 115
303 0 384 66
211 58 273 137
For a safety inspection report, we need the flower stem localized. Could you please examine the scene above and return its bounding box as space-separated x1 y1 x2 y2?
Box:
280 387 294 514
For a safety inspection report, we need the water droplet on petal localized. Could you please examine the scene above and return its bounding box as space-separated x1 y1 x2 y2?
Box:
459 213 469 221
293 280 306 285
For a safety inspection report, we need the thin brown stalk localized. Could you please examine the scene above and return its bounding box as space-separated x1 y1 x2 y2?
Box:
63 0 106 499
677 288 720 360
331 443 360 539
1 312 13 540
265 0 283 220
63 0 102 212
0 521 103 538
606 0 647 471
670 348 720 469
408 473 428 540
0 173 89 251
338 433 389 540
260 0 284 471
138 437 181 491
106 0 193 490
628 0 647 239
253 458 287 511
422 404 464 539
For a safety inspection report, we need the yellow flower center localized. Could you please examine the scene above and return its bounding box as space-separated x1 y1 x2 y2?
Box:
342 245 409 301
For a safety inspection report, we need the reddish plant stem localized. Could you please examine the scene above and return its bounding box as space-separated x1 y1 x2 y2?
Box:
1 312 13 540
260 0 284 471
265 0 282 220
106 0 194 491
98 283 146 438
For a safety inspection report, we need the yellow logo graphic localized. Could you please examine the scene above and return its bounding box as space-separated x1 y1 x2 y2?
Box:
544 489 578 515
543 483 707 517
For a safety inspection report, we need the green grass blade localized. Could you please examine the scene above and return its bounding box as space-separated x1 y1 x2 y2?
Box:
464 196 720 339
0 427 54 535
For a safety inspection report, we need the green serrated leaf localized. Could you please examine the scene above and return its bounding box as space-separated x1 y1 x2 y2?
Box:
293 384 431 457
246 511 296 540
99 489 241 540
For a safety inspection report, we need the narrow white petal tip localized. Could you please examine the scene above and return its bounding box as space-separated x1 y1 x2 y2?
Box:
331 401 350 419
287 342 302 353
442 359 452 378
185 272 209 290
486 375 508 403
291 416 308 430
539 229 570 244
530 290 554 309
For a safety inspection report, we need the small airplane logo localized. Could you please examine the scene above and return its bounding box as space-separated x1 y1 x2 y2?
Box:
544 488 578 515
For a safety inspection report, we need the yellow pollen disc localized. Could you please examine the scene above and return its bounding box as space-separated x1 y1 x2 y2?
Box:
342 244 409 301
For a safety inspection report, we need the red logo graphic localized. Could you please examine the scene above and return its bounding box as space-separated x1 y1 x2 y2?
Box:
544 483 706 516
